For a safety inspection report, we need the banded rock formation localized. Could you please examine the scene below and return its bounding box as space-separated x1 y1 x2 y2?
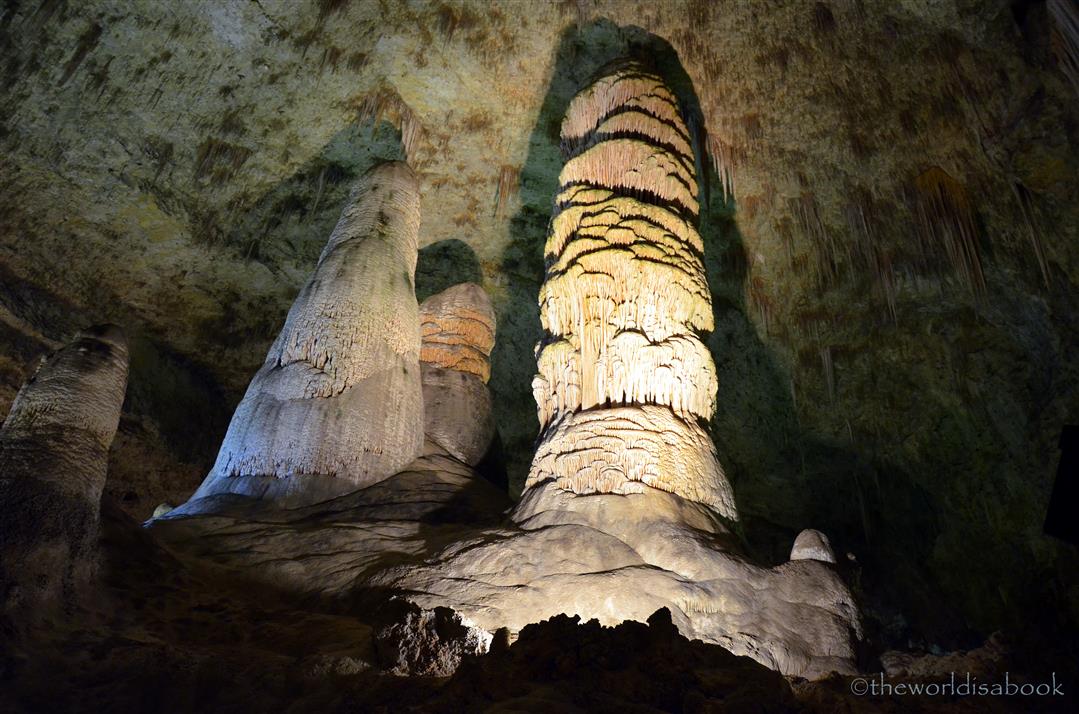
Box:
419 283 496 466
377 62 863 679
529 60 733 518
181 162 425 509
0 324 129 626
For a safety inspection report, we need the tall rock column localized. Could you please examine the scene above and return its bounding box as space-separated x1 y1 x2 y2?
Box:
419 283 497 466
525 61 736 520
184 161 425 508
0 324 129 625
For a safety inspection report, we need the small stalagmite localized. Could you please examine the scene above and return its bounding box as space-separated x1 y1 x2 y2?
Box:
183 162 424 508
524 61 734 516
419 282 497 466
790 528 838 564
0 324 129 624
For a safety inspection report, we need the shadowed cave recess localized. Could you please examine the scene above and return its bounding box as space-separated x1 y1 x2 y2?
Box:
2 1 1079 712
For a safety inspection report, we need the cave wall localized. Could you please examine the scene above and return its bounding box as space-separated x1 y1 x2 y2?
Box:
1 0 1077 649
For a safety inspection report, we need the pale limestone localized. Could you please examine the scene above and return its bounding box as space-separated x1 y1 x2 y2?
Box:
183 162 424 507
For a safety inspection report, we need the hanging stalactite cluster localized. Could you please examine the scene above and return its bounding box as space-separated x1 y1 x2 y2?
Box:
1049 0 1079 98
356 85 424 164
911 166 985 298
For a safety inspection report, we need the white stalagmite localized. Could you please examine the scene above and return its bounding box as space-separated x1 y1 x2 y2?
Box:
419 283 497 466
790 528 838 564
525 61 734 516
184 161 424 507
0 324 129 624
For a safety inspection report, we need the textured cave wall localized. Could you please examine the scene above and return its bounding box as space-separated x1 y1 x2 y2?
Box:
1 0 1078 653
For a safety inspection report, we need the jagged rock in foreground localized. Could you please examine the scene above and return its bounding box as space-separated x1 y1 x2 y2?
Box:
419 283 497 466
372 600 491 677
180 161 425 509
427 608 799 713
0 324 128 628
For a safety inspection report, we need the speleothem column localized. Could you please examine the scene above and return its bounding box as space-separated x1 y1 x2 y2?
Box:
526 61 736 519
186 162 424 507
0 324 129 623
419 283 497 466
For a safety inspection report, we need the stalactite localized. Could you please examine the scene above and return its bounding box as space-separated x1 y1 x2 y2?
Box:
1049 0 1079 97
844 191 897 322
790 193 842 289
524 61 735 516
705 133 744 203
493 164 520 218
747 275 775 336
1012 181 1052 289
357 85 424 163
911 167 985 297
820 345 835 401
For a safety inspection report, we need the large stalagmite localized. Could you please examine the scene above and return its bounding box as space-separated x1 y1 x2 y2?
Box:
182 162 425 508
0 325 129 626
371 62 860 678
419 283 497 466
527 60 734 519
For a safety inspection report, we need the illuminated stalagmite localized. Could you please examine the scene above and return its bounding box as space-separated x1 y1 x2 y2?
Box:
0 325 128 624
382 62 862 678
528 60 734 519
419 283 497 466
183 162 424 507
